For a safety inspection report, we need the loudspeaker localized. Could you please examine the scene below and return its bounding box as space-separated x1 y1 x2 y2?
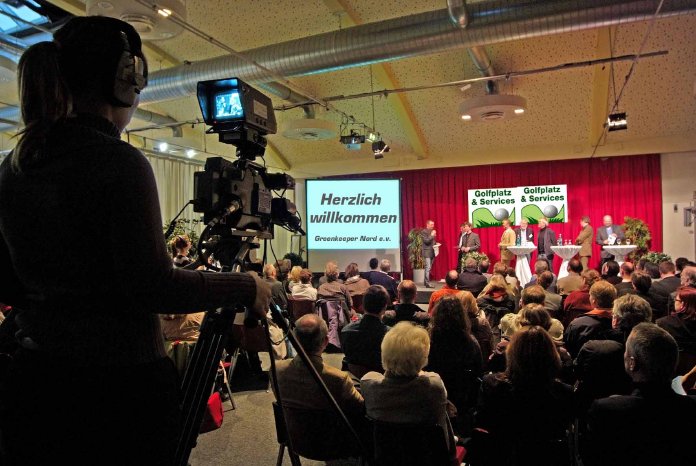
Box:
112 31 147 107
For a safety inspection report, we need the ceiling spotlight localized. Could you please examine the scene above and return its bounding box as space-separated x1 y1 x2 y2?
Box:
186 149 196 158
607 112 627 132
461 114 472 121
366 132 378 143
157 142 169 152
339 130 366 146
514 108 525 114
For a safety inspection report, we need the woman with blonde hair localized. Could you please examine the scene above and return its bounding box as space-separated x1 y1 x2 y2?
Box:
285 265 303 293
362 322 457 458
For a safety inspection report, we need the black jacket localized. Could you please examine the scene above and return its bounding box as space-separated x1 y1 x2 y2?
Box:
365 271 398 302
456 268 488 296
587 384 696 466
340 314 389 372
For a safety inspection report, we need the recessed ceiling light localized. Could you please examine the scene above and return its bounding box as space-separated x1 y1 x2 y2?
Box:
461 114 472 121
514 108 525 114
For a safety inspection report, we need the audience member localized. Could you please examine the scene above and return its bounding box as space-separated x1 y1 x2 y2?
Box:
285 265 303 293
365 258 398 302
456 258 488 297
160 312 205 342
362 322 456 456
476 326 574 465
601 260 621 285
675 257 690 277
631 271 668 320
343 262 370 297
291 269 317 301
652 260 681 296
564 281 617 357
458 291 493 363
479 259 492 281
171 234 193 268
428 270 460 314
427 296 483 435
341 285 390 373
317 261 352 312
504 266 519 290
556 258 584 296
586 324 696 466
383 280 429 326
524 259 558 293
318 261 344 286
643 261 661 280
538 271 562 315
574 294 653 417
668 264 696 310
263 263 288 310
477 276 516 343
657 286 696 354
561 269 601 326
272 314 364 417
615 262 635 296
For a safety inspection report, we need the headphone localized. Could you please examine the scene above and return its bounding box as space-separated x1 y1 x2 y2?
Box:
112 31 148 107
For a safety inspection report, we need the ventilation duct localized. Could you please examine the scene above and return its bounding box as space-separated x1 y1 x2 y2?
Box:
141 0 696 104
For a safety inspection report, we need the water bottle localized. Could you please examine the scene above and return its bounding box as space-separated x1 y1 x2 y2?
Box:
516 234 521 246
557 234 562 246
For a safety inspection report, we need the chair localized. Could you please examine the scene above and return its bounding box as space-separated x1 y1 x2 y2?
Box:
228 323 272 392
287 297 315 323
370 418 465 466
347 363 375 380
272 402 363 465
351 293 365 314
467 427 573 466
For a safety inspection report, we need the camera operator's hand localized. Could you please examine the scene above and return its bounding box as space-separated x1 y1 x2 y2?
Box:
249 272 272 319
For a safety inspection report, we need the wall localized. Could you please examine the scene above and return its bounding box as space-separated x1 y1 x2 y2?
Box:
661 151 696 261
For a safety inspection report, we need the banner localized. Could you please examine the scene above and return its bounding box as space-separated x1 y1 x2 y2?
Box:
468 188 518 228
519 184 568 225
468 184 568 227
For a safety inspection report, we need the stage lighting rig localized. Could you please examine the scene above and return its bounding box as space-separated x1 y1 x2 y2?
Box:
607 112 627 132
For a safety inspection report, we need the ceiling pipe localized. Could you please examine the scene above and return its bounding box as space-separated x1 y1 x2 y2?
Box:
141 0 696 104
447 0 469 27
0 105 183 137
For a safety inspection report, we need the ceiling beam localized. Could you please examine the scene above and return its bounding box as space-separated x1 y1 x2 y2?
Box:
589 27 613 146
322 0 429 159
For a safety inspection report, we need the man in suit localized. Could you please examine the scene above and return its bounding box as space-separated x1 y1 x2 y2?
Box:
537 217 557 267
631 271 668 320
575 215 593 270
421 220 437 288
456 221 481 273
498 218 516 267
557 258 584 296
652 261 681 297
366 259 398 302
586 323 696 466
456 258 488 297
273 314 363 414
615 262 636 297
514 218 535 262
596 215 625 267
341 285 391 373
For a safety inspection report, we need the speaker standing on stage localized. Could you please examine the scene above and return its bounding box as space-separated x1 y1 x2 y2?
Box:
575 215 593 270
421 220 437 288
537 217 557 266
457 221 481 272
499 219 516 267
0 17 270 465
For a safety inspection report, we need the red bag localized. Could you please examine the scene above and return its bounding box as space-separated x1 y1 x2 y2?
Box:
199 391 224 433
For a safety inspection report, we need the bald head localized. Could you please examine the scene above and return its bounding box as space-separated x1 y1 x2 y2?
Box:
603 215 613 227
294 314 328 354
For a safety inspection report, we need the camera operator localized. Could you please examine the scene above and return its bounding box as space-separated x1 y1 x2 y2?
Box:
0 16 270 465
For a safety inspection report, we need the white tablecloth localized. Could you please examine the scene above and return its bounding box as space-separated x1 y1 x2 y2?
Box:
603 245 637 267
508 245 537 288
551 245 582 279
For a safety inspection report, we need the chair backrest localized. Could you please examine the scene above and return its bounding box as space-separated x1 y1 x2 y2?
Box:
287 297 315 323
231 324 269 353
370 418 453 466
352 293 365 314
279 404 362 461
347 363 374 380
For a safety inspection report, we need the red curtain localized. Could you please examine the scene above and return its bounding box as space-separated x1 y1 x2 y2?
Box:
330 154 662 280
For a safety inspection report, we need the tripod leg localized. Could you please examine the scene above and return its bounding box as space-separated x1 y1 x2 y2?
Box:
275 444 285 466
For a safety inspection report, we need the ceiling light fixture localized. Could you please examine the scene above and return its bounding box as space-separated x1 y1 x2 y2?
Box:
459 94 527 122
607 112 627 132
157 141 169 152
185 149 196 158
157 8 172 17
